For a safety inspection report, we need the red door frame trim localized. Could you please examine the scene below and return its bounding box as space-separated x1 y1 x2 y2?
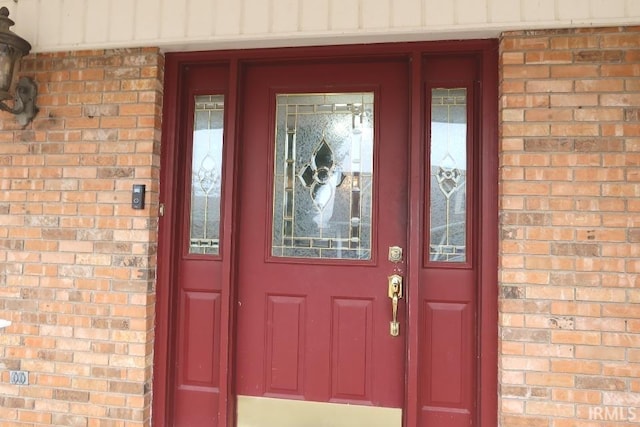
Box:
153 54 179 424
478 43 499 427
219 57 241 426
405 50 423 427
153 40 498 427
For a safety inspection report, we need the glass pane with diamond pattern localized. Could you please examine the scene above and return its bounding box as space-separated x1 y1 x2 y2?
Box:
272 93 374 260
429 88 467 262
189 95 224 255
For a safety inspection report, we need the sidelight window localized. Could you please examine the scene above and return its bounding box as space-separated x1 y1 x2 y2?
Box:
429 88 467 263
189 95 224 255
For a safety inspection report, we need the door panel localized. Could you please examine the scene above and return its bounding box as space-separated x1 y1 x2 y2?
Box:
235 59 409 423
181 291 220 385
331 298 374 400
265 295 305 394
420 268 475 424
174 288 221 424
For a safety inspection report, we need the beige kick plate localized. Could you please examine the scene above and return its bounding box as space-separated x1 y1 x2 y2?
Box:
237 395 402 427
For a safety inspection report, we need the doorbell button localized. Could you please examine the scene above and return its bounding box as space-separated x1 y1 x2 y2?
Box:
132 184 146 210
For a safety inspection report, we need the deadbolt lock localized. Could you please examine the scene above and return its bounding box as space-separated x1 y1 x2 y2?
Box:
388 246 403 263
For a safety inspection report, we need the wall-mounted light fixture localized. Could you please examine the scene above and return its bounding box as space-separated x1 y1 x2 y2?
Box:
0 7 36 126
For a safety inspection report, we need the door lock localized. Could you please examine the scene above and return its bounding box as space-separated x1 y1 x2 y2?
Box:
388 246 403 263
388 274 403 337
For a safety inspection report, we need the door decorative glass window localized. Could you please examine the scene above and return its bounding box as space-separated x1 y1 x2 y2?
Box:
189 95 224 255
429 88 467 262
272 93 374 260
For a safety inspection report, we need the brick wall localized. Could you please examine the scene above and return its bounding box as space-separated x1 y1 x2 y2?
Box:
500 27 640 425
0 48 163 427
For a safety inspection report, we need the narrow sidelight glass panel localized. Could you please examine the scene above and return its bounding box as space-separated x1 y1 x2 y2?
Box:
429 88 467 262
189 95 224 255
272 93 374 260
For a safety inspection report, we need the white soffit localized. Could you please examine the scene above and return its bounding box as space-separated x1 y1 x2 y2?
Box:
1 0 639 53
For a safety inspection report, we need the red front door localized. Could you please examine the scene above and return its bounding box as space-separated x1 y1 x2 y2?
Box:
154 42 498 427
235 59 408 425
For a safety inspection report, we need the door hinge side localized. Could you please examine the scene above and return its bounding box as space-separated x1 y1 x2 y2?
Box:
159 203 165 217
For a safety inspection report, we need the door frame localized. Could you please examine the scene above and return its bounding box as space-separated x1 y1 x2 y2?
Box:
153 40 498 427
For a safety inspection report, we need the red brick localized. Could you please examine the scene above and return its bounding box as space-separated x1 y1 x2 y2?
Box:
525 80 574 93
550 64 600 78
601 63 640 77
526 50 573 64
525 109 573 122
502 36 550 50
549 93 599 107
575 79 625 92
550 35 599 49
574 108 624 122
550 123 599 137
601 33 640 48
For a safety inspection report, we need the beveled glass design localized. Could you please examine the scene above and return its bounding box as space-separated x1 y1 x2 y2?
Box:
189 95 224 255
272 93 374 260
429 88 467 262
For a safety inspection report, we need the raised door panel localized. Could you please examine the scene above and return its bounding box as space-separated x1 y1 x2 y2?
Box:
331 298 374 402
174 290 221 425
265 295 306 395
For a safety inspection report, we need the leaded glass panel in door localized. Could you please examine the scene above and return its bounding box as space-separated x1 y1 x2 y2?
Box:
189 95 224 255
429 88 467 262
272 93 374 260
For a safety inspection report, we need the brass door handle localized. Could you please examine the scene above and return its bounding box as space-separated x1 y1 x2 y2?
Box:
388 274 403 337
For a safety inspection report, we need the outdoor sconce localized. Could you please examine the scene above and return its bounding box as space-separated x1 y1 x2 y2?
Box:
0 7 36 126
